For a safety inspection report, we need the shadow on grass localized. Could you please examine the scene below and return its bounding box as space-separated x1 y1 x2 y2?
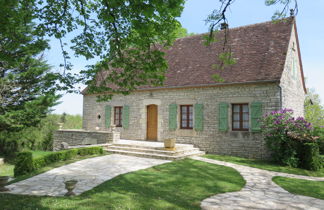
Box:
204 154 324 177
0 159 245 210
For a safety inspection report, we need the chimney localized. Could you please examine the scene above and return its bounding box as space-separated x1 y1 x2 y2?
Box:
220 23 228 30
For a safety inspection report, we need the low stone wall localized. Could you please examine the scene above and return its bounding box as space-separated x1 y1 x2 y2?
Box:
53 129 120 151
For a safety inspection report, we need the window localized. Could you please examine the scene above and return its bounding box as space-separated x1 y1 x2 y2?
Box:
180 105 193 129
232 104 249 131
114 107 123 127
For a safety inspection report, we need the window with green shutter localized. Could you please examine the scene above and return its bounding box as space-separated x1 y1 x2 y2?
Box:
105 105 111 128
169 104 177 131
219 102 229 131
122 105 129 129
194 104 203 131
251 102 262 132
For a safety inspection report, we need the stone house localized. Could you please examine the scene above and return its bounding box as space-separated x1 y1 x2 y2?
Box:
82 18 306 159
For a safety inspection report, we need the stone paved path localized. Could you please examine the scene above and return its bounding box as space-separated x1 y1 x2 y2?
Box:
5 154 170 196
191 156 324 210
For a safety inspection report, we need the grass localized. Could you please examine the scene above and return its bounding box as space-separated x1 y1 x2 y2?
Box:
273 176 324 200
0 159 245 210
204 154 324 177
0 164 14 177
31 150 53 158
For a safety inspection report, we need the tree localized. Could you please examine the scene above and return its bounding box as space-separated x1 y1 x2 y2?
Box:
305 89 324 128
0 0 61 132
0 0 298 101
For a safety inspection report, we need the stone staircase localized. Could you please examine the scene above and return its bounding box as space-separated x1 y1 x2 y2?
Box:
105 139 205 160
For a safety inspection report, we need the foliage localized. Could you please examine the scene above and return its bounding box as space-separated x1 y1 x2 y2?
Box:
305 88 324 128
261 108 322 170
272 176 324 200
297 142 322 171
204 154 324 177
1 0 296 103
0 0 62 133
0 114 82 156
14 147 103 176
1 159 245 210
313 126 324 155
13 152 34 177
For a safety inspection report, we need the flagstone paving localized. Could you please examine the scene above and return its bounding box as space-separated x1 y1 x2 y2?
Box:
4 154 170 196
191 156 324 210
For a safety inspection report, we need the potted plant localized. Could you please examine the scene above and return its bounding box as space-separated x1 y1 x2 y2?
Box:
0 176 10 191
164 138 176 150
64 179 78 196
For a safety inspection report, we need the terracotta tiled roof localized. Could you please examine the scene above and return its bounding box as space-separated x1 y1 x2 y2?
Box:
83 18 304 94
149 18 294 89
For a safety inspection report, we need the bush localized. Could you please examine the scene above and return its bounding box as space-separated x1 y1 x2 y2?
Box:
14 147 103 177
262 109 321 170
77 147 103 156
312 126 324 155
298 142 322 171
14 152 34 176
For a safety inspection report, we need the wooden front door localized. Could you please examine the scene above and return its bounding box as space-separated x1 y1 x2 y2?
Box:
146 105 158 141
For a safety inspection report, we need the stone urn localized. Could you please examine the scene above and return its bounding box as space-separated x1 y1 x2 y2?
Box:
0 176 10 192
164 138 176 150
64 180 78 196
58 123 63 130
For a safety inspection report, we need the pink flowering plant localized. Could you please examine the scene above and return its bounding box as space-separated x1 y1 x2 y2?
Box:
261 108 315 167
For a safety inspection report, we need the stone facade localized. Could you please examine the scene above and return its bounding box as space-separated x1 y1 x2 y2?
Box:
82 22 306 159
53 129 119 151
280 24 306 117
83 82 283 159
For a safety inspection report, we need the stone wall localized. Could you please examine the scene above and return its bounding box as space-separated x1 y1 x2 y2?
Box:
53 129 119 151
83 82 282 159
280 24 306 117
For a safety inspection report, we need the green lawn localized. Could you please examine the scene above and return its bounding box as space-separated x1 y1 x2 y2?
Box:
0 159 245 210
31 150 53 158
273 176 324 200
0 164 14 177
204 154 324 177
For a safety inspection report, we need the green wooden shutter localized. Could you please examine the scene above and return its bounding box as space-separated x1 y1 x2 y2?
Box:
105 105 111 128
194 104 203 131
219 102 229 131
251 102 262 132
122 105 129 129
169 104 177 131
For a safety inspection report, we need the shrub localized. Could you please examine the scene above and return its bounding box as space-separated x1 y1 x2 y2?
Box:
14 147 103 177
312 126 324 155
298 142 322 171
261 108 321 170
77 147 103 156
14 152 34 176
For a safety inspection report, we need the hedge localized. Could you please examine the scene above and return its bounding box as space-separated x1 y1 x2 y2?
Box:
14 147 103 177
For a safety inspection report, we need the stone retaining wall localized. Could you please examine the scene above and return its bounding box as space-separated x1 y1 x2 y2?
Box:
53 129 119 151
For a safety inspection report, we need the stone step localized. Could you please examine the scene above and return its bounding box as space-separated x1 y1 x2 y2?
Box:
112 143 194 150
107 145 200 156
105 148 205 160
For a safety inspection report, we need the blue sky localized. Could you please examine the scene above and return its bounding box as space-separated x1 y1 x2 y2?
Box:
50 0 324 115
